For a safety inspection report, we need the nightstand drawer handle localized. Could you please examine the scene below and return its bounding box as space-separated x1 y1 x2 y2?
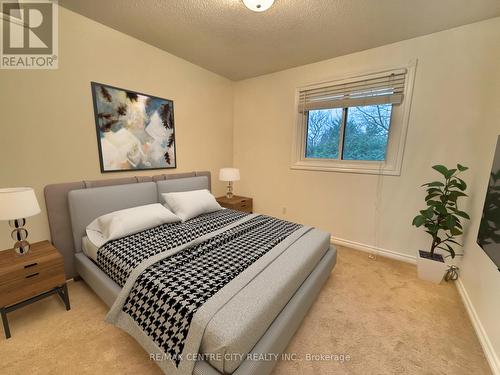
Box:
25 273 39 278
24 263 38 269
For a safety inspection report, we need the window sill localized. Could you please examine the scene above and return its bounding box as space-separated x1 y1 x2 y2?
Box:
290 160 401 176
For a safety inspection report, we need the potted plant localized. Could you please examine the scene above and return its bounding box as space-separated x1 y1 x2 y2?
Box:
412 164 470 283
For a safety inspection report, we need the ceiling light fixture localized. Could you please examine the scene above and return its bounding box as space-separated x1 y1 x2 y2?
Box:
242 0 275 12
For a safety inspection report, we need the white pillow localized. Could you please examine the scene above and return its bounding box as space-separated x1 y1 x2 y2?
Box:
86 203 180 248
161 189 222 222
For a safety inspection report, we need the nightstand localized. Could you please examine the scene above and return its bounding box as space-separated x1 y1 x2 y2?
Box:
216 195 253 213
0 240 70 339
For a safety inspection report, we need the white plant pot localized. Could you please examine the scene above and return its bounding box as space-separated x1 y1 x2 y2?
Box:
416 250 448 284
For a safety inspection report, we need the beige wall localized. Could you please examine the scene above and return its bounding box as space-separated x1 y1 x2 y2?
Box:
233 17 500 370
0 5 499 372
0 7 234 250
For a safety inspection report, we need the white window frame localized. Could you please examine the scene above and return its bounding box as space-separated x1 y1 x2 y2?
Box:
291 61 417 176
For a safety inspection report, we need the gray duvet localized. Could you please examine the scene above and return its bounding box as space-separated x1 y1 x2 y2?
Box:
201 228 330 373
95 210 330 374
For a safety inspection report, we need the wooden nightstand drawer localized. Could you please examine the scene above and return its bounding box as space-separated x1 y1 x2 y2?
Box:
0 241 66 307
236 201 252 212
0 263 65 307
0 252 63 286
216 195 253 213
0 240 70 339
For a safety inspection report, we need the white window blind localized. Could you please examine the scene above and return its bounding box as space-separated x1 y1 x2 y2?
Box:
298 68 407 112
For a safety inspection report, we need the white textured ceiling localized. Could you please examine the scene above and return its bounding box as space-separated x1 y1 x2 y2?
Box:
59 0 500 80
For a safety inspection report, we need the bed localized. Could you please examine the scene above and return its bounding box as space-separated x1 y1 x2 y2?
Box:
44 171 336 375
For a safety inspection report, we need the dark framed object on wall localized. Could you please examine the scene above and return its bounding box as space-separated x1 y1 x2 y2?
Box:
477 135 500 271
90 82 176 172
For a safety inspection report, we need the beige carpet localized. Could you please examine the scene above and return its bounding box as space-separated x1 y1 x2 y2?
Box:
0 247 491 375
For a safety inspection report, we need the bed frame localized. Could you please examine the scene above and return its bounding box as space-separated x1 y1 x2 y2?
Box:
44 171 336 375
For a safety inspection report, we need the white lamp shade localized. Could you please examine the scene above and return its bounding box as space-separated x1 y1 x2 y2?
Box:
0 187 41 220
219 168 241 182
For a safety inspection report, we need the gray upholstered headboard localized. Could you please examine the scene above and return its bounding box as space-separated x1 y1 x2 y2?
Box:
157 175 209 201
68 182 158 253
44 171 211 278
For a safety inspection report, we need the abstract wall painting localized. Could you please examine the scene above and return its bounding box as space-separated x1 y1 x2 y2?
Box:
91 82 176 172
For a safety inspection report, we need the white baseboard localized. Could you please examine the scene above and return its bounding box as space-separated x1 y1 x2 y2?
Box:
455 278 500 375
331 236 499 375
330 236 416 264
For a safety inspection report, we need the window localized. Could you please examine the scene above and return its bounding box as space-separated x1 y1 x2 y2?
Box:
306 104 392 161
292 64 416 175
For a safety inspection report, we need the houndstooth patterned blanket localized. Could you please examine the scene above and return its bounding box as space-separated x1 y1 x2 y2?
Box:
105 212 309 375
97 209 248 287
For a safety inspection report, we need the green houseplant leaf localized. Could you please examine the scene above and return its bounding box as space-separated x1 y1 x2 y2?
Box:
412 215 426 227
412 164 470 259
432 165 449 177
454 210 470 220
422 181 445 187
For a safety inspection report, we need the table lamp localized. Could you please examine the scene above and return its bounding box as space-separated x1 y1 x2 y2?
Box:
219 168 240 199
0 187 41 255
